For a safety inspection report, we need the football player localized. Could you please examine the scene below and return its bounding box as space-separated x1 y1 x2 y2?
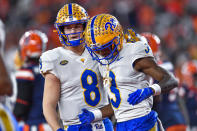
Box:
181 61 197 131
13 30 52 131
141 32 187 131
78 14 178 131
39 3 113 131
0 19 19 131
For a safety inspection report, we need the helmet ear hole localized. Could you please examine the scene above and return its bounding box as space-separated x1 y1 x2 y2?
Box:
83 23 87 30
59 26 64 33
58 26 68 42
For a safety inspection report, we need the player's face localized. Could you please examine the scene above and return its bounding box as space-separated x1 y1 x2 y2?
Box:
95 47 111 57
90 40 119 62
64 23 84 41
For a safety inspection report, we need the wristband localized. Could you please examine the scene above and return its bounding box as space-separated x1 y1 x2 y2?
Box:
92 109 102 121
150 84 161 96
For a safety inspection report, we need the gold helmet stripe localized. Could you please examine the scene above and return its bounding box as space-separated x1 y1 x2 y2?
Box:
90 15 98 44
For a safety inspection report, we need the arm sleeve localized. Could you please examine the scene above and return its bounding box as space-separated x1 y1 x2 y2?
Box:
13 79 33 120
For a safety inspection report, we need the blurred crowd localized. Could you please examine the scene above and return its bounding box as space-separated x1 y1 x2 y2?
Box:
0 0 197 130
1 0 197 76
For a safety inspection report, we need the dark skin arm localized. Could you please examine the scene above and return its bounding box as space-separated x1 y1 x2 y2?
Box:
134 57 178 93
0 54 12 96
96 57 178 119
100 104 114 118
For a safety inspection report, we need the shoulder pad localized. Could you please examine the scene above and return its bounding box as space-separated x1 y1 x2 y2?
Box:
39 48 62 76
40 48 60 62
123 41 154 64
127 41 153 55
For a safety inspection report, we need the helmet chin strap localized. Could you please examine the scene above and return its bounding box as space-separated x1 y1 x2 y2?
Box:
68 38 83 46
65 32 84 46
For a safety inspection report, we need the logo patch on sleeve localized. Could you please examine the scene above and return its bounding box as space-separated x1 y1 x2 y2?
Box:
60 60 68 65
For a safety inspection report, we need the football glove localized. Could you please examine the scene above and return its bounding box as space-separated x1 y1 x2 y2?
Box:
78 109 95 125
127 87 154 105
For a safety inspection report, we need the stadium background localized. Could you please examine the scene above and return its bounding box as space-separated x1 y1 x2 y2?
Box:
0 0 197 129
1 0 197 82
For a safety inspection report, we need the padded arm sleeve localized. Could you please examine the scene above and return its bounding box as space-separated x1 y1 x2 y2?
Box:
13 79 33 120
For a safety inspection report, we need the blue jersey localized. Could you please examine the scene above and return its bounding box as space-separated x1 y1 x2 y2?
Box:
14 63 46 125
183 86 197 127
154 61 185 129
155 91 186 128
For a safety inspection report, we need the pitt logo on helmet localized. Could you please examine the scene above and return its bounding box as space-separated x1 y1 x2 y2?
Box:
55 3 89 46
84 14 124 65
105 18 117 31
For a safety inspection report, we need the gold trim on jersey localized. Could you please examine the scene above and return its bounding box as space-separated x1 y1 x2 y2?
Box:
87 75 93 85
150 122 158 131
90 91 96 101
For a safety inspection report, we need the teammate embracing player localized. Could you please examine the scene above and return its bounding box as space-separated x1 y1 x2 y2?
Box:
78 14 178 131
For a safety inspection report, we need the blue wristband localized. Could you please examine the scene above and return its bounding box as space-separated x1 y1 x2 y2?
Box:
57 128 64 131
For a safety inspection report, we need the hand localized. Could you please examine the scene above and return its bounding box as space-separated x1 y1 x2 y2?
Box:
127 87 154 105
78 108 95 124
